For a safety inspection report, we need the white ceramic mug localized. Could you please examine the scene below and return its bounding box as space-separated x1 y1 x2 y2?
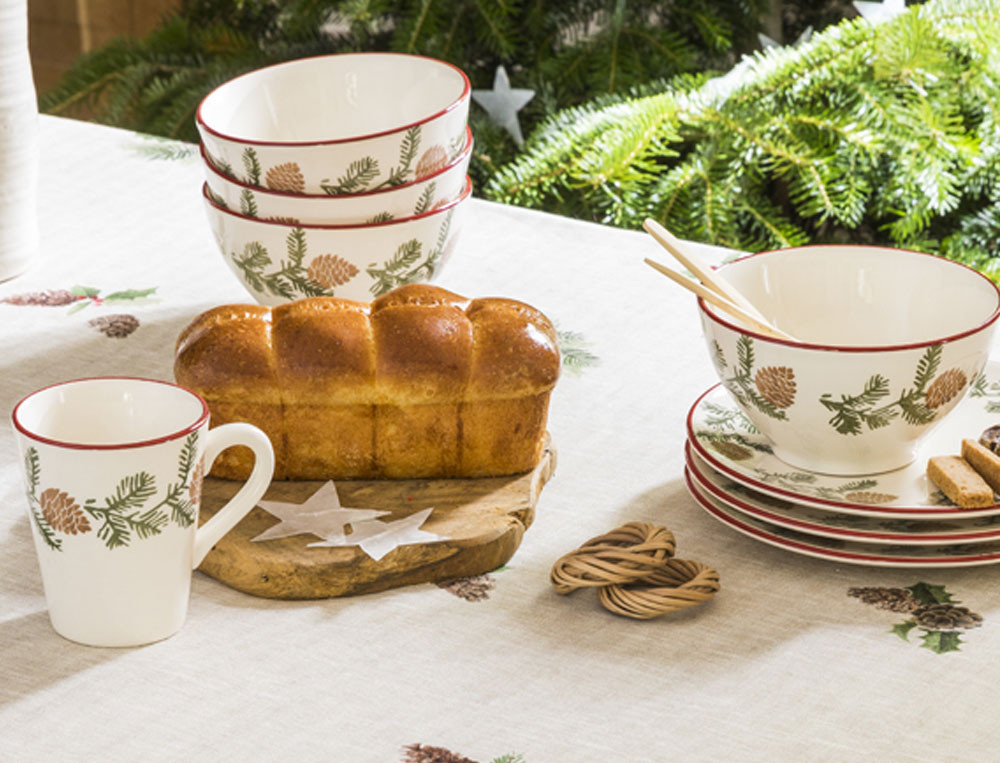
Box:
11 377 275 647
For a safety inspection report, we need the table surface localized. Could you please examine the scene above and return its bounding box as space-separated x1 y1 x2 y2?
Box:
3 115 999 763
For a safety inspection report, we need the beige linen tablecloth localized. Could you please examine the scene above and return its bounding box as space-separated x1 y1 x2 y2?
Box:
2 116 999 762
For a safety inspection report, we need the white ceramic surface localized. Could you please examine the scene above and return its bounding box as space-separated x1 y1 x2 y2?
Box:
197 53 470 195
0 0 38 281
686 443 1000 544
201 128 472 225
685 468 1000 568
687 363 1000 518
11 378 275 647
203 176 470 306
699 246 1000 475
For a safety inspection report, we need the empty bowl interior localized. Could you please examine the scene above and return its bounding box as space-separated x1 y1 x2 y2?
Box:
709 246 1000 346
199 54 468 143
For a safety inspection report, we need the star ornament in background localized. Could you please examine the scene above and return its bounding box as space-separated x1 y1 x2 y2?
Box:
472 65 535 146
250 481 390 543
853 0 907 23
308 507 445 562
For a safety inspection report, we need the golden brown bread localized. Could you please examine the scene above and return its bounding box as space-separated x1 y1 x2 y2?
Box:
174 284 560 480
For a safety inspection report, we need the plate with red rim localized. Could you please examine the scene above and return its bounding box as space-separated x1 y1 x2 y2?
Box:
686 441 1000 544
687 361 1000 518
684 466 1000 568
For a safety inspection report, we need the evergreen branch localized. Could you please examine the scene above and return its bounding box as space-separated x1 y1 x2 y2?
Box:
177 433 199 483
242 148 263 186
30 506 62 551
913 345 943 391
126 507 169 540
321 157 379 195
414 182 436 216
24 447 40 496
240 188 259 217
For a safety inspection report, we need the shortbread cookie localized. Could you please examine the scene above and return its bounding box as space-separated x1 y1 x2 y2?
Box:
962 438 1000 493
927 455 995 508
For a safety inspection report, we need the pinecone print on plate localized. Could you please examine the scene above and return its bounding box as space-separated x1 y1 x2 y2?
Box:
709 440 754 461
850 581 983 653
89 313 139 338
415 145 448 178
307 254 360 289
265 162 306 194
925 368 968 408
754 367 796 409
437 573 496 602
401 744 477 763
2 289 77 306
842 490 898 505
39 488 91 535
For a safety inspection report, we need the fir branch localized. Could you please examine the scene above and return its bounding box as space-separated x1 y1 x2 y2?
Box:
414 182 436 216
240 188 259 217
242 147 263 186
321 157 380 195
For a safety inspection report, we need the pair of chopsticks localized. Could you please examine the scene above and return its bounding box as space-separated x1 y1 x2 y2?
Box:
641 219 796 341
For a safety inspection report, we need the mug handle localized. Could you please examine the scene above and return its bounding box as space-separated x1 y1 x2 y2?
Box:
191 422 275 568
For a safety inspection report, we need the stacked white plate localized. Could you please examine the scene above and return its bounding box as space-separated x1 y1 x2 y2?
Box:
684 361 1000 568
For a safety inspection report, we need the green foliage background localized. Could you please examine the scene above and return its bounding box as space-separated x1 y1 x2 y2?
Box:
40 0 1000 272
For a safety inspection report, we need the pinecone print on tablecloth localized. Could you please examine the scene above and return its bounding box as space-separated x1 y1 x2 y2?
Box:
754 366 796 408
188 459 205 506
40 488 91 535
2 289 78 306
843 490 898 505
307 254 359 289
415 145 448 179
912 603 983 631
437 573 496 602
925 368 968 409
709 440 753 461
89 313 139 338
265 162 306 194
401 743 477 763
848 586 919 613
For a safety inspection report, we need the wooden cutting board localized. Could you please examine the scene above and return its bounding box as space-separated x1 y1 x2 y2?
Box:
197 442 555 599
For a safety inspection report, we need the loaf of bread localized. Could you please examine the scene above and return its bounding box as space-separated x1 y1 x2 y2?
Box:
174 284 560 480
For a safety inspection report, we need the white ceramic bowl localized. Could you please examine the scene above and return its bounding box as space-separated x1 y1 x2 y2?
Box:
203 176 471 306
698 245 1000 475
196 53 470 196
201 128 472 225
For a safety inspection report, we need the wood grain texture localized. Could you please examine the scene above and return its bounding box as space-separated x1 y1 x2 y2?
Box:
197 442 556 599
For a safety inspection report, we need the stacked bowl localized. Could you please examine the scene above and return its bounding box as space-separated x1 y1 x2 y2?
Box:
195 53 473 306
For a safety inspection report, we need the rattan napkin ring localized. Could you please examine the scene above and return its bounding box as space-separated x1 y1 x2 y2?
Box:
550 522 719 620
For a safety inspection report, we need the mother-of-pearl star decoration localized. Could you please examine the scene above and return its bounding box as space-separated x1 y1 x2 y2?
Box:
251 481 389 542
854 0 907 23
308 508 445 562
472 65 535 146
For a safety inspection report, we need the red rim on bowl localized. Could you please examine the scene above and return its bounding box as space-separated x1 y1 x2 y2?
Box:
699 245 1000 352
12 377 210 451
196 52 471 147
200 126 473 200
202 174 472 229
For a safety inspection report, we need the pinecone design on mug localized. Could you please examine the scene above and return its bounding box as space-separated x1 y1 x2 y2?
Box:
265 162 306 194
924 368 968 409
754 366 796 409
40 488 91 535
415 145 448 179
307 254 360 289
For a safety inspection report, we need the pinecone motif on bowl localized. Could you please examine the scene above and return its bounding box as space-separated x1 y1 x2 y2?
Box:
911 603 983 631
40 488 91 534
925 368 968 409
754 366 796 408
265 162 306 194
415 145 448 179
307 254 360 289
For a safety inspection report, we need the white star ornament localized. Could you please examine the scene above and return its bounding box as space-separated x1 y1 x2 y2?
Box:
471 65 535 146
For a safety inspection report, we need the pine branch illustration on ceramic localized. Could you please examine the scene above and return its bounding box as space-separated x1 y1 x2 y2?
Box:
366 209 454 296
968 370 1000 414
413 181 437 216
820 345 968 435
749 467 896 505
25 433 202 552
239 188 257 217
232 228 332 300
849 582 983 654
242 147 263 186
694 402 772 461
366 211 395 224
321 157 380 195
385 126 421 187
716 336 795 420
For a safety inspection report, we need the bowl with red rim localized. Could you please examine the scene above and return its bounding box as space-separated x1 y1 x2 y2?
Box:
196 53 470 197
202 176 471 306
201 128 472 225
698 245 1000 476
